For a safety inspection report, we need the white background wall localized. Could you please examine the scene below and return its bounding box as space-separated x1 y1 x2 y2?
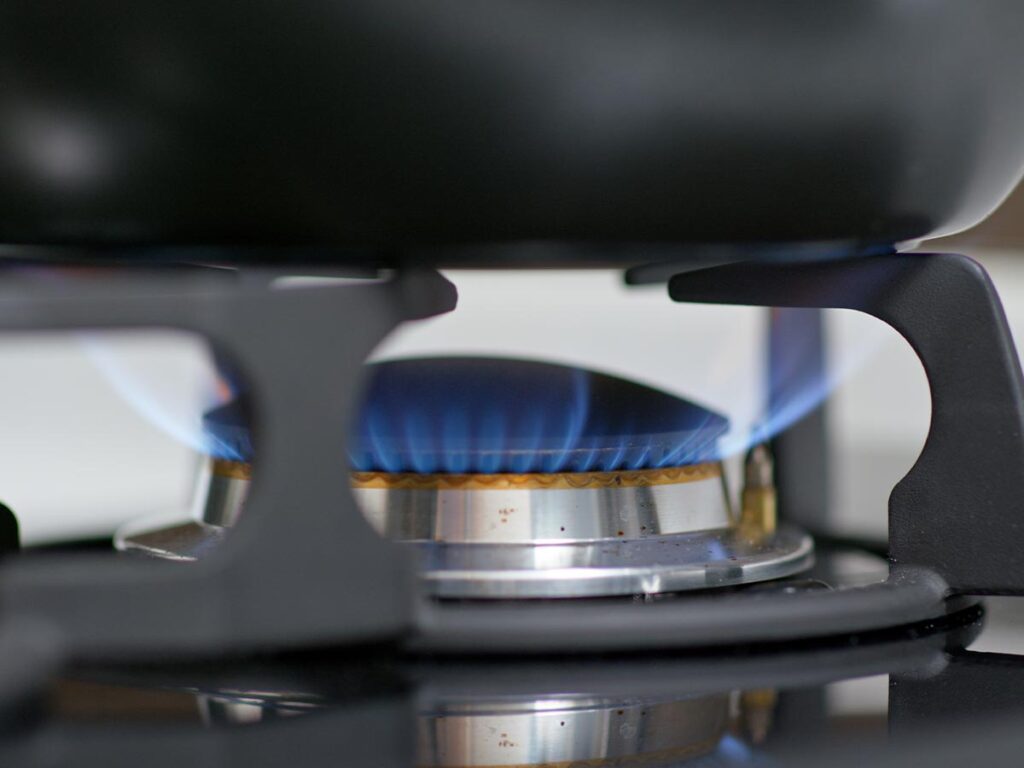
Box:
0 249 1017 546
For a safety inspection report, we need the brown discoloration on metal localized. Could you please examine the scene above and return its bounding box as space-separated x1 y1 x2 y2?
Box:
52 679 202 721
738 487 777 541
738 445 777 542
211 458 253 480
216 459 722 491
350 463 721 491
739 688 778 745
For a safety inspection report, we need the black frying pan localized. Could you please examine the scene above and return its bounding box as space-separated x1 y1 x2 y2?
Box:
2 0 1024 266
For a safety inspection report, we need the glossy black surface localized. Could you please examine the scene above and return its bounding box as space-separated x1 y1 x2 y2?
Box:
3 593 1022 767
2 1 1024 264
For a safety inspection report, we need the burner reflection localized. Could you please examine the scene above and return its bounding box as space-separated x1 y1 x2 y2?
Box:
196 689 763 767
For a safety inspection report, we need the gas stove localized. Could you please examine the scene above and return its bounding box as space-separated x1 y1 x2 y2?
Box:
4 1 1024 763
0 251 1016 767
119 356 811 599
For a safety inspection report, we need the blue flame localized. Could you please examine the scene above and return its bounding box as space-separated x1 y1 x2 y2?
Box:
717 307 884 457
199 311 883 471
200 398 252 461
79 333 244 460
96 323 877 473
347 357 728 474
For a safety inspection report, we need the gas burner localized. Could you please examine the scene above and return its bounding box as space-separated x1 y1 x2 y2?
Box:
118 357 813 598
350 464 811 599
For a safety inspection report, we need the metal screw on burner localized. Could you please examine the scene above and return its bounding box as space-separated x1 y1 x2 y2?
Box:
739 444 777 543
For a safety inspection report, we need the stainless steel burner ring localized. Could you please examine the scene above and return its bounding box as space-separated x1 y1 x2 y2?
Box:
117 457 814 599
350 463 732 544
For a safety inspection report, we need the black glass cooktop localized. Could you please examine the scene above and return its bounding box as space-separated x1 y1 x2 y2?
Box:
0 548 1020 768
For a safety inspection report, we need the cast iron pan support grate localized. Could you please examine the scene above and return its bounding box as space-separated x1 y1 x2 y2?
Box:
404 251 1012 655
0 251 1012 659
0 267 456 658
668 251 1024 596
